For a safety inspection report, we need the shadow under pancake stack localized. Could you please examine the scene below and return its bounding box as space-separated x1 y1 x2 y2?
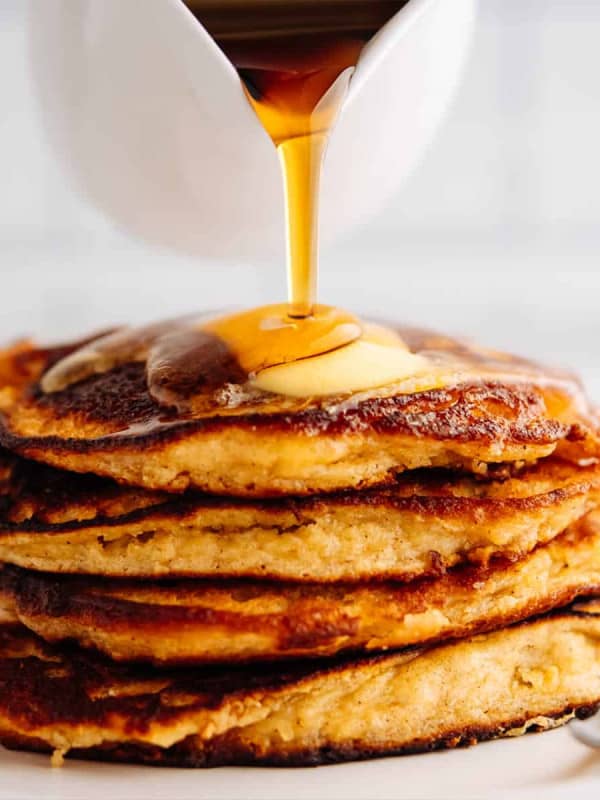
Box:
0 327 598 766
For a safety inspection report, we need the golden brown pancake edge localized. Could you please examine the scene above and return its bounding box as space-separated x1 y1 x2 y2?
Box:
0 450 598 581
1 513 600 664
0 603 599 766
0 333 596 496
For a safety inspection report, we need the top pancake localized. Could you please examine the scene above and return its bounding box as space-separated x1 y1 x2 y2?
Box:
0 326 597 495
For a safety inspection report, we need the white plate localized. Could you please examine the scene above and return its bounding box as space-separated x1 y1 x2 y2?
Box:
0 724 599 800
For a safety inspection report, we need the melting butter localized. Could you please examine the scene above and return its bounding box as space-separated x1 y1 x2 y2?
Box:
40 307 441 405
253 338 431 397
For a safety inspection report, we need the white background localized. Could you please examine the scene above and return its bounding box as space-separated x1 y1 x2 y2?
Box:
1 0 599 397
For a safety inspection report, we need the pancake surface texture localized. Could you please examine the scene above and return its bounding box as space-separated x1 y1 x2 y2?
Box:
0 451 598 581
2 514 600 664
0 604 599 766
0 329 596 496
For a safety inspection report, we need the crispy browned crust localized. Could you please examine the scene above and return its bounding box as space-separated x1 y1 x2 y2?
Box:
0 361 577 447
3 515 600 664
3 703 599 768
0 624 389 730
0 448 167 529
0 335 596 495
0 605 599 767
0 367 586 459
66 704 600 767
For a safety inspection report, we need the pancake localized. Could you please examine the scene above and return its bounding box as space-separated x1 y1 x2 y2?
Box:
0 328 596 496
0 450 598 581
2 514 600 664
0 603 599 766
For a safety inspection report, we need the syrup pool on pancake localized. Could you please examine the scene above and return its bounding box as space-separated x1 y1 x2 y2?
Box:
41 308 434 409
39 310 592 431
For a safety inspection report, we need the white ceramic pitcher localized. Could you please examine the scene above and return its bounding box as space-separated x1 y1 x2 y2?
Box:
28 0 476 261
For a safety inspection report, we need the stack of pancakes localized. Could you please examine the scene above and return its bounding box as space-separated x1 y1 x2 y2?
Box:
0 327 599 766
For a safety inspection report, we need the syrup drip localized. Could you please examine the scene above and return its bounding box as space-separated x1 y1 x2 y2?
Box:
238 41 362 318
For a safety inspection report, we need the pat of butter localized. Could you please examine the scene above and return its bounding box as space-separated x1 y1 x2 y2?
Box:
252 340 432 397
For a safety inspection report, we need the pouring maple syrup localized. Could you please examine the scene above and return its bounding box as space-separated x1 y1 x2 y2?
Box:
43 0 434 404
190 0 412 361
